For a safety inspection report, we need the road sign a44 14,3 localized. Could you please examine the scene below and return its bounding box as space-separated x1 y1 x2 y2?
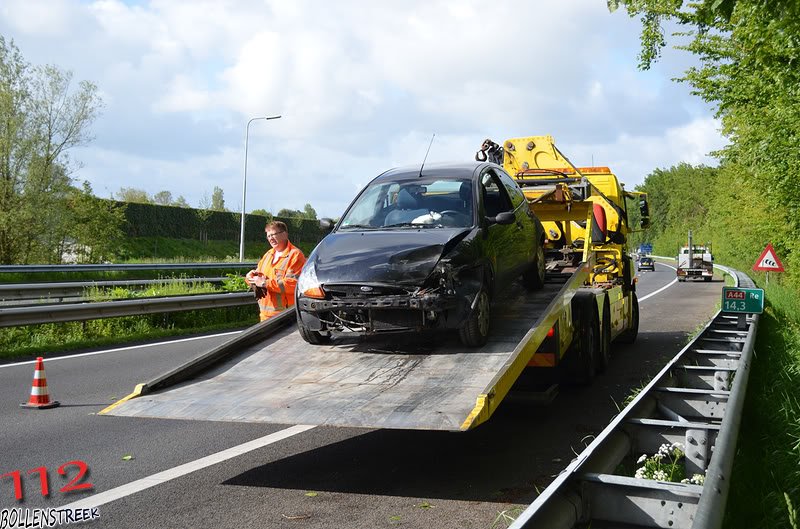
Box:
722 287 765 314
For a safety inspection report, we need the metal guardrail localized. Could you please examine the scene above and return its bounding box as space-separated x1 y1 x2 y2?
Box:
0 277 228 302
0 292 255 327
0 262 256 273
510 266 758 529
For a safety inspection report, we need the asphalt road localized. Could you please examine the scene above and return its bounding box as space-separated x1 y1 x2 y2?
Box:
0 261 724 529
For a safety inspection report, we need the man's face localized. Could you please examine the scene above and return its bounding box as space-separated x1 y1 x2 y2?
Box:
265 228 288 250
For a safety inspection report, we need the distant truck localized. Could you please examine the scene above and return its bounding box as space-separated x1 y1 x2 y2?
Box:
676 230 713 282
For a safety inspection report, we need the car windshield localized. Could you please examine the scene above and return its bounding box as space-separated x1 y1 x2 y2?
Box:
338 177 474 229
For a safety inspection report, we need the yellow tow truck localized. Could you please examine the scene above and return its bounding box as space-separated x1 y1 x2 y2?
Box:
477 134 649 383
103 135 650 431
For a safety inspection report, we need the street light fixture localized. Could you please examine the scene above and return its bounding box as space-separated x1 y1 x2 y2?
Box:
239 114 281 261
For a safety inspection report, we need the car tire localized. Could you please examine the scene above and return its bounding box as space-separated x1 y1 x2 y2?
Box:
297 314 331 345
615 294 639 344
522 244 546 291
459 288 491 347
562 295 598 386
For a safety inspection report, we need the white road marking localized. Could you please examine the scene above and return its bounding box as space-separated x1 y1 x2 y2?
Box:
639 262 678 302
30 258 686 512
60 424 316 510
0 330 243 369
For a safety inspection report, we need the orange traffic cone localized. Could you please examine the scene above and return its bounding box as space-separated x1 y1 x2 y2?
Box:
21 357 60 409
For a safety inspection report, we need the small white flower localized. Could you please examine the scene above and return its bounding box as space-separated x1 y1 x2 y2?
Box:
637 454 648 464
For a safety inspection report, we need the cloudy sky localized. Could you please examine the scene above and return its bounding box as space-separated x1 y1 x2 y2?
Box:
0 0 726 218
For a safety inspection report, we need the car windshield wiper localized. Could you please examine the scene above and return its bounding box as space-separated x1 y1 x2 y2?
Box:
381 222 436 229
338 224 380 230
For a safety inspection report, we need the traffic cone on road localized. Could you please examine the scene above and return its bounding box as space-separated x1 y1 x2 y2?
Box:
20 357 60 409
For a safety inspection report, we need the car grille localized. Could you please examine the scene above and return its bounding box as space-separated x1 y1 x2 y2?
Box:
324 284 411 298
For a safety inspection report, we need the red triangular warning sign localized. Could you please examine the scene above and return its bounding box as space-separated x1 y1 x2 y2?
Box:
753 243 785 272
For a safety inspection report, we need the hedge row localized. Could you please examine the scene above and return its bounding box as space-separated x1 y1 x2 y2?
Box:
117 201 324 244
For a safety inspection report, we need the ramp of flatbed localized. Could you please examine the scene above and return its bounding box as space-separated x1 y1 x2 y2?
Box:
105 273 582 431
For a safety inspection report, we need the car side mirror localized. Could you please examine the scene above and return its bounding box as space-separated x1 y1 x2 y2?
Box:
319 218 335 233
492 211 515 225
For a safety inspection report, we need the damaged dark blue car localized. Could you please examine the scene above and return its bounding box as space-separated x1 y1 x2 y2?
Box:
295 161 546 347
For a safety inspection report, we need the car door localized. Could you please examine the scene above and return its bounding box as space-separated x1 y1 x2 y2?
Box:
480 169 516 289
496 168 538 275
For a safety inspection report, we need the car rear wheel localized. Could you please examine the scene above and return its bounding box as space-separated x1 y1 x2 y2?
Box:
522 244 546 290
459 289 490 347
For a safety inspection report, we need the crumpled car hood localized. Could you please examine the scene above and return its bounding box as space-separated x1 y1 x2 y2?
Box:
309 229 470 286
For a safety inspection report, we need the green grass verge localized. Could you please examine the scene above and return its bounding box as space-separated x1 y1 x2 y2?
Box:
725 281 800 528
0 306 259 361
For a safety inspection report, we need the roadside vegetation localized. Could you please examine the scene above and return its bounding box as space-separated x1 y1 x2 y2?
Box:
0 306 258 360
612 1 800 525
0 275 259 360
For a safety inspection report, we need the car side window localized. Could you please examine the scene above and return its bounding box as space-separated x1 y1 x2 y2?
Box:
480 171 513 217
496 169 526 209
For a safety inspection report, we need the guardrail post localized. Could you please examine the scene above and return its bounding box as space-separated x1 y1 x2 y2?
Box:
685 428 709 476
736 314 747 331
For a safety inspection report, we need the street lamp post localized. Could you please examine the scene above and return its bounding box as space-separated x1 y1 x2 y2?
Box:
239 115 281 261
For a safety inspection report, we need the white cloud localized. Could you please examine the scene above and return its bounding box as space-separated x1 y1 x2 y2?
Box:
0 0 726 219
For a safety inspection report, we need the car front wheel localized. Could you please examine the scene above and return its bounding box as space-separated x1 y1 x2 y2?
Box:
459 289 490 347
297 314 331 345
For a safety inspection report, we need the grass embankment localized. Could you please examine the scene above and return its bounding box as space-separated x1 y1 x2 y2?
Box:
0 236 322 359
726 281 800 528
0 274 259 361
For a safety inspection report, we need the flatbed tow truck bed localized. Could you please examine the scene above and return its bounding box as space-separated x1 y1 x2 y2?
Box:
103 268 588 431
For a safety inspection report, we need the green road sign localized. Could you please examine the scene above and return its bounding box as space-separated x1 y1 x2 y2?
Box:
722 287 765 314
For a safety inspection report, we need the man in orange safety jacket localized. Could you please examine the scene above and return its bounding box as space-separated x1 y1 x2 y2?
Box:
245 221 306 321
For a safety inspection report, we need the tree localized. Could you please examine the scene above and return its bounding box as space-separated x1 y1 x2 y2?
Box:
172 195 189 208
210 186 226 211
0 37 103 264
303 203 318 220
251 208 270 217
63 181 126 262
277 208 303 218
152 190 172 206
610 0 800 286
116 187 151 204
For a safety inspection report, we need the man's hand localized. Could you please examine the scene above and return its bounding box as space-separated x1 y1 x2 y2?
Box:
245 270 265 287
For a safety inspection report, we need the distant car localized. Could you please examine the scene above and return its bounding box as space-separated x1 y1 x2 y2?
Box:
638 257 655 271
295 161 546 347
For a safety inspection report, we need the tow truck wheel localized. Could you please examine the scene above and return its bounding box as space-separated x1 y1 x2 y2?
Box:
459 289 490 347
596 300 612 372
297 316 331 345
615 294 639 344
562 295 598 386
522 244 546 291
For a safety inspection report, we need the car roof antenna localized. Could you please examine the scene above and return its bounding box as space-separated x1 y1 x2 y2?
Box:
419 133 435 177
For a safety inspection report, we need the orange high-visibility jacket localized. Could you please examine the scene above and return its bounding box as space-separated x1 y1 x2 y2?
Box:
253 242 306 321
